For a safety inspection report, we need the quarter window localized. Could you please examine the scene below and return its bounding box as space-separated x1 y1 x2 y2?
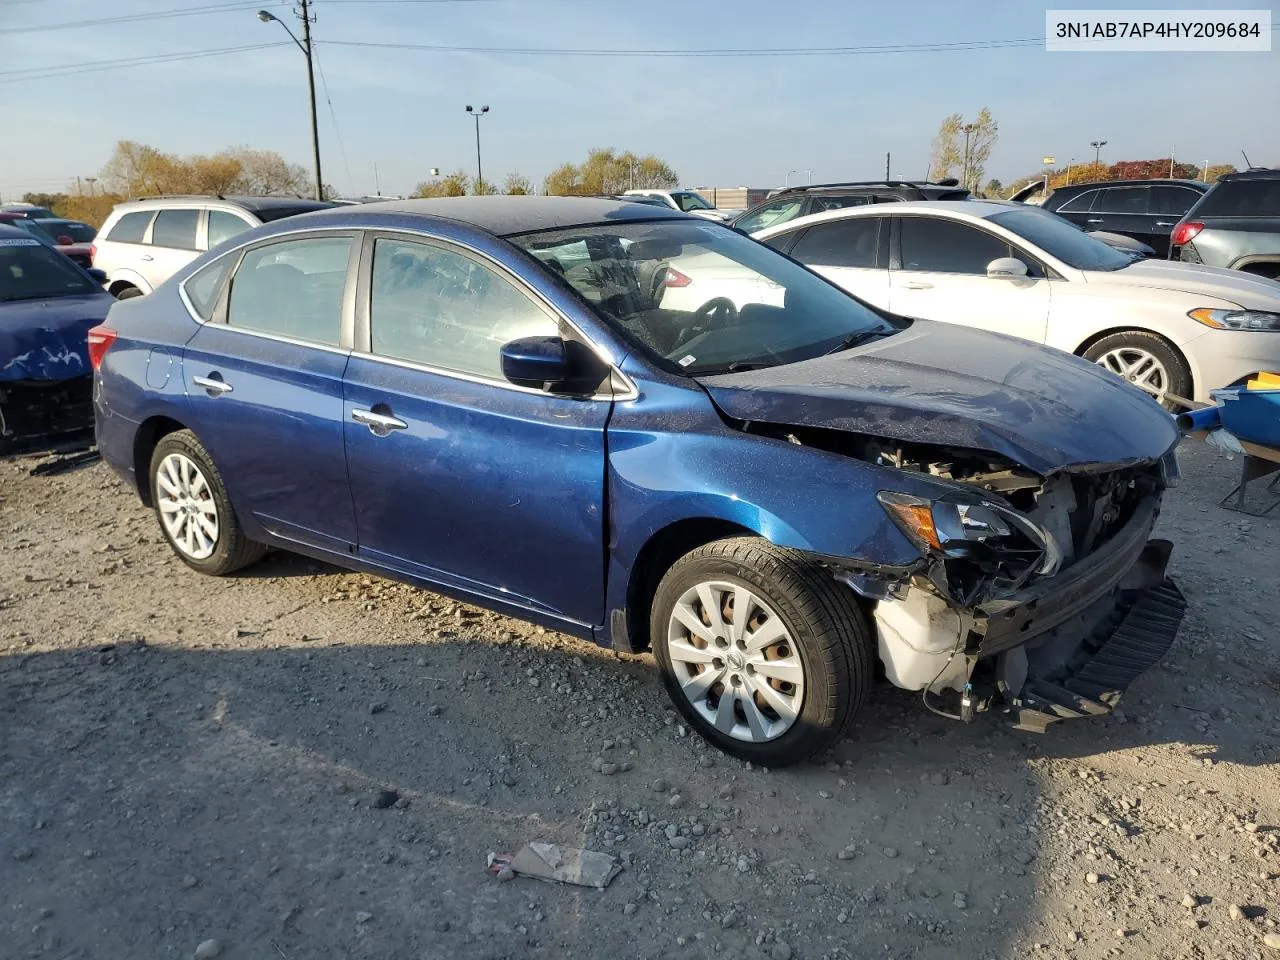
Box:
1056 190 1099 214
734 198 805 234
226 236 352 345
151 209 200 250
789 218 882 268
899 217 1013 274
208 210 254 249
183 256 234 320
369 237 558 380
105 211 153 244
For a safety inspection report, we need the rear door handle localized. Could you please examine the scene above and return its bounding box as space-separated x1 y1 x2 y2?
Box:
140 254 154 261
901 281 933 290
192 375 232 396
1085 218 1104 224
351 408 408 434
1155 221 1175 227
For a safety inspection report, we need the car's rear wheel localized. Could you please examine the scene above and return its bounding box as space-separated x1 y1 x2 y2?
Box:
114 286 143 300
650 537 872 766
1083 331 1191 410
149 430 265 575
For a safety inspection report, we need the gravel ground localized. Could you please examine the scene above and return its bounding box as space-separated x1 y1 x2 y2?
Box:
2 440 1278 960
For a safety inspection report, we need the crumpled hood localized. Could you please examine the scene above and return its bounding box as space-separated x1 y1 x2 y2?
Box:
1084 259 1280 309
698 320 1178 476
0 292 114 382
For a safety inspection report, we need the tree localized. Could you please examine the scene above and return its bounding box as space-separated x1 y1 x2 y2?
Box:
983 178 1004 198
1110 159 1199 180
542 149 678 196
411 170 469 198
470 177 498 196
223 147 309 195
960 107 998 193
1203 164 1237 183
503 173 532 195
543 163 582 196
928 114 964 181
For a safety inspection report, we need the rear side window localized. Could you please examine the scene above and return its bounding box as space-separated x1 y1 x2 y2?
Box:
1150 186 1203 217
812 195 873 212
1056 190 1099 214
207 210 253 249
1097 186 1149 214
789 218 882 268
183 256 234 320
151 209 200 250
226 236 352 345
1194 179 1280 217
105 211 153 244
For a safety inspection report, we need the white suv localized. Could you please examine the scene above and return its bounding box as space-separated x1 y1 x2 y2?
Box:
92 195 333 298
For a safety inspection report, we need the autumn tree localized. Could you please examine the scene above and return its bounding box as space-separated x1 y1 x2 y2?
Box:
1203 164 1237 183
503 173 532 195
983 178 1004 197
1110 159 1199 180
542 149 678 196
97 140 312 198
928 114 964 181
410 171 469 198
471 177 498 196
927 110 998 191
223 147 309 195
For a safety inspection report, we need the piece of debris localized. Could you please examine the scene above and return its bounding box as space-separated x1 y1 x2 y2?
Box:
355 911 373 924
487 842 622 889
194 939 223 960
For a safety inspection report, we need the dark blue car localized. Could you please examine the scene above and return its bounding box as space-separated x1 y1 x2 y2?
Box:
91 197 1185 765
1 225 113 452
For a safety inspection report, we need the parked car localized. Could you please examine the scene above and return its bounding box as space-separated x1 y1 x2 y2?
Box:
0 213 93 269
731 180 972 235
0 202 56 219
91 196 1185 764
753 201 1280 407
621 189 737 223
1035 178 1210 258
35 217 95 268
0 225 113 452
92 195 335 299
1171 169 1280 279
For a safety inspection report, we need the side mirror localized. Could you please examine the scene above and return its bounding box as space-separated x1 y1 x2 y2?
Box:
500 336 572 388
86 267 108 283
986 257 1029 279
56 235 74 246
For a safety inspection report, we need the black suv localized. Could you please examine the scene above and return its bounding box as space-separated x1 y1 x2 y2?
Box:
1038 178 1209 257
1171 169 1280 279
730 180 971 234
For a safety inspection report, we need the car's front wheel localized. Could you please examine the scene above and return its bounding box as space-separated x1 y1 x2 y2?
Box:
650 538 872 766
149 430 265 575
1083 331 1191 410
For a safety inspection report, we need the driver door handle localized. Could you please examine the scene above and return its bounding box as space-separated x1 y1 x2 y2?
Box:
351 408 408 433
901 281 933 290
192 375 232 396
140 254 154 261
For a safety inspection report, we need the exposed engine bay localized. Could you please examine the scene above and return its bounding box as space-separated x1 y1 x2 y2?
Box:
745 421 1184 731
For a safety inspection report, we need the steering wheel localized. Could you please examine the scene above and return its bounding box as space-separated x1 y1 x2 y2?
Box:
675 297 739 348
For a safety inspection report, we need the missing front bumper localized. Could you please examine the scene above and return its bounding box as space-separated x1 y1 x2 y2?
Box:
0 377 94 455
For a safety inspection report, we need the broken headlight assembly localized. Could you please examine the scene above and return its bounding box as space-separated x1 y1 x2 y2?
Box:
877 490 1063 605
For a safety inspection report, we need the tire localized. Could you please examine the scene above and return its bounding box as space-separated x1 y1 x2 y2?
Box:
1082 331 1191 411
114 286 143 300
148 430 265 576
650 537 873 767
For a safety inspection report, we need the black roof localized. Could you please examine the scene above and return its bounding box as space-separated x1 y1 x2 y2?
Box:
307 195 688 236
1220 168 1280 181
1051 178 1210 193
772 179 964 196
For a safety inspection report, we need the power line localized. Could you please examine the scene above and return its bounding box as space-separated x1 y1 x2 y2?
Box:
0 2 269 34
0 43 292 83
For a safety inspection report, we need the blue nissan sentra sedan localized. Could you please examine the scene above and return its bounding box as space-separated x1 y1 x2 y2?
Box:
90 197 1184 765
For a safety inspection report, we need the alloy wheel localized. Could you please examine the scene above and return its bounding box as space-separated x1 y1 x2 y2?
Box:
1096 347 1169 401
155 452 219 561
666 580 805 743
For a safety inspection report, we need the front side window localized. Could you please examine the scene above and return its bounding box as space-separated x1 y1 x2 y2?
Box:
369 237 558 380
151 209 199 250
789 218 882 268
1098 186 1149 214
208 210 254 249
988 209 1132 271
226 236 352 344
105 210 153 244
509 219 893 376
672 192 714 212
899 217 1012 274
735 198 805 234
0 238 96 302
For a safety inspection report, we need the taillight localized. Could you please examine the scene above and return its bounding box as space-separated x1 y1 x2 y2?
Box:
87 326 117 370
1171 222 1204 247
661 267 692 288
88 242 97 264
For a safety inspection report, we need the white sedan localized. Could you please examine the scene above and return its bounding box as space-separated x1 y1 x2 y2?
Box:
753 200 1280 405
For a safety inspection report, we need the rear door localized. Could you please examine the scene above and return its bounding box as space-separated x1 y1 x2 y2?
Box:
1148 185 1204 257
889 215 1051 342
143 208 203 289
342 233 611 625
1052 188 1100 229
784 216 890 309
1086 186 1154 246
180 232 359 551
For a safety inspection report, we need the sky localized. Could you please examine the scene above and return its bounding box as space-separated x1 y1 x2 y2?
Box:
1 0 1278 200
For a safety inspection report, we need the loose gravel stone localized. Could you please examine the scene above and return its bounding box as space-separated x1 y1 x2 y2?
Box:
623 903 638 917
652 779 668 793
194 940 222 960
1262 932 1280 950
1085 872 1100 884
1181 894 1198 909
883 847 899 858
1228 903 1245 921
669 836 690 850
771 942 792 960
182 875 199 889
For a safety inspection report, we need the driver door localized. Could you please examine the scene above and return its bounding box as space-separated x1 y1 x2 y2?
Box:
889 215 1051 344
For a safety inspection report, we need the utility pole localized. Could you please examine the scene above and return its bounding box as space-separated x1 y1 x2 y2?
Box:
1169 148 1176 178
76 176 83 197
85 177 97 196
885 153 891 180
373 162 380 197
466 104 489 193
258 5 323 201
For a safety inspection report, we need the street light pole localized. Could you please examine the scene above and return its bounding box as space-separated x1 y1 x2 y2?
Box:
258 5 323 200
465 105 489 193
961 123 978 191
785 169 798 187
1090 139 1107 167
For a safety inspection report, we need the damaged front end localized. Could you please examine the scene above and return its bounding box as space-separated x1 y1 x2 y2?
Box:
0 376 95 454
808 431 1185 732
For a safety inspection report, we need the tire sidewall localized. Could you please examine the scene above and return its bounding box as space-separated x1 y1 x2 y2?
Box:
651 552 838 766
149 432 239 575
1084 332 1190 405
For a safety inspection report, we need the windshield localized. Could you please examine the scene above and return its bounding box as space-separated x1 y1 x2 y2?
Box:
989 208 1133 271
672 192 714 212
0 238 97 302
37 219 96 243
509 219 894 375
